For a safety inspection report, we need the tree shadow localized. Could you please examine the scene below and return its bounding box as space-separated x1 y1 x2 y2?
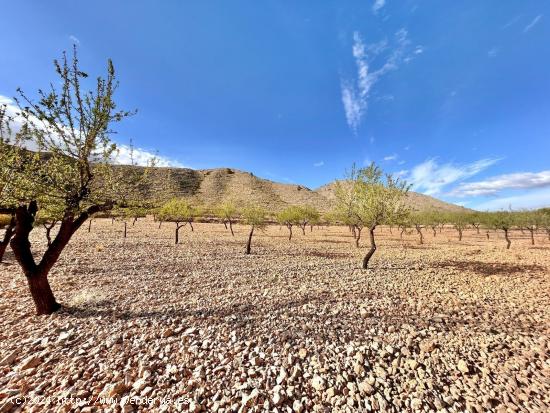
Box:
434 260 546 277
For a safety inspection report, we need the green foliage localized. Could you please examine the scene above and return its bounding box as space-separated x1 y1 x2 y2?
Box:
216 200 239 221
333 163 410 230
485 211 516 230
158 199 197 223
242 205 268 229
297 205 320 227
276 206 302 227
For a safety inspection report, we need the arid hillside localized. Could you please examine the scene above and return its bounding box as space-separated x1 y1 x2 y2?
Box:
125 166 468 213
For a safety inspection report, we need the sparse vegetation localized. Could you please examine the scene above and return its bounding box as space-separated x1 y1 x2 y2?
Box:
158 199 198 244
216 200 239 236
334 163 409 269
242 205 267 254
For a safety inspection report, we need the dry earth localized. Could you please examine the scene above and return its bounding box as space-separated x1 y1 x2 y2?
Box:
1 219 549 413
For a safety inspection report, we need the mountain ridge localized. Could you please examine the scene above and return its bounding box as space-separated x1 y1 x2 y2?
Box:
126 165 468 213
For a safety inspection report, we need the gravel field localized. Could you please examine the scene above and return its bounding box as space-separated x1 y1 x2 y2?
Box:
1 218 549 413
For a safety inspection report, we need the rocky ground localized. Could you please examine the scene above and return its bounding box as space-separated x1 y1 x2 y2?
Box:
0 218 549 412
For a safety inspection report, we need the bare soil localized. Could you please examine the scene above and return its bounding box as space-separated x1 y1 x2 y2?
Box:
1 219 549 412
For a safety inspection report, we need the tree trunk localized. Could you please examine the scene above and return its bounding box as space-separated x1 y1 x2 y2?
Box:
475 225 480 234
355 226 362 248
189 221 194 232
26 271 61 315
88 218 93 233
175 223 183 244
111 217 115 225
229 220 234 236
458 228 463 241
44 223 56 247
158 221 162 229
351 226 356 238
362 226 377 269
123 222 127 238
245 226 254 254
310 225 313 232
389 225 393 234
223 221 228 230
132 217 138 226
0 216 15 263
12 201 110 315
287 225 293 241
431 226 436 237
486 231 490 240
400 227 405 240
415 225 423 245
504 229 511 249
301 225 306 235
528 228 535 246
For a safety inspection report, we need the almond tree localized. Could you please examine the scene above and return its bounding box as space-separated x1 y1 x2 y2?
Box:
35 200 65 247
335 163 409 269
276 206 301 241
0 47 138 315
297 205 320 234
518 210 543 246
217 200 239 236
540 208 550 240
486 211 515 249
451 212 469 241
242 206 267 254
468 212 484 234
158 199 197 244
411 212 432 245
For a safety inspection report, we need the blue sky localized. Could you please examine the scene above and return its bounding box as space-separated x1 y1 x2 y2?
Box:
2 1 549 210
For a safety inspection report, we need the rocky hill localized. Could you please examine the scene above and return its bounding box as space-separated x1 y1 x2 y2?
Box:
128 166 467 213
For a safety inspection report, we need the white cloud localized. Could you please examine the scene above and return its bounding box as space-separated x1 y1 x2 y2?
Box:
313 161 324 167
395 169 408 178
341 28 416 133
406 157 501 195
524 15 542 32
488 47 498 58
114 144 185 168
0 94 184 168
372 0 386 14
398 160 406 165
450 170 550 197
69 35 80 45
473 187 550 211
383 154 398 161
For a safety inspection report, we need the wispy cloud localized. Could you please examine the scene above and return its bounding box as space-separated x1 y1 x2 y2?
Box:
313 161 324 167
341 29 418 133
474 187 550 211
488 47 498 58
405 157 501 195
524 15 542 32
450 170 550 197
502 15 522 30
69 35 80 45
372 0 386 14
383 153 398 161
